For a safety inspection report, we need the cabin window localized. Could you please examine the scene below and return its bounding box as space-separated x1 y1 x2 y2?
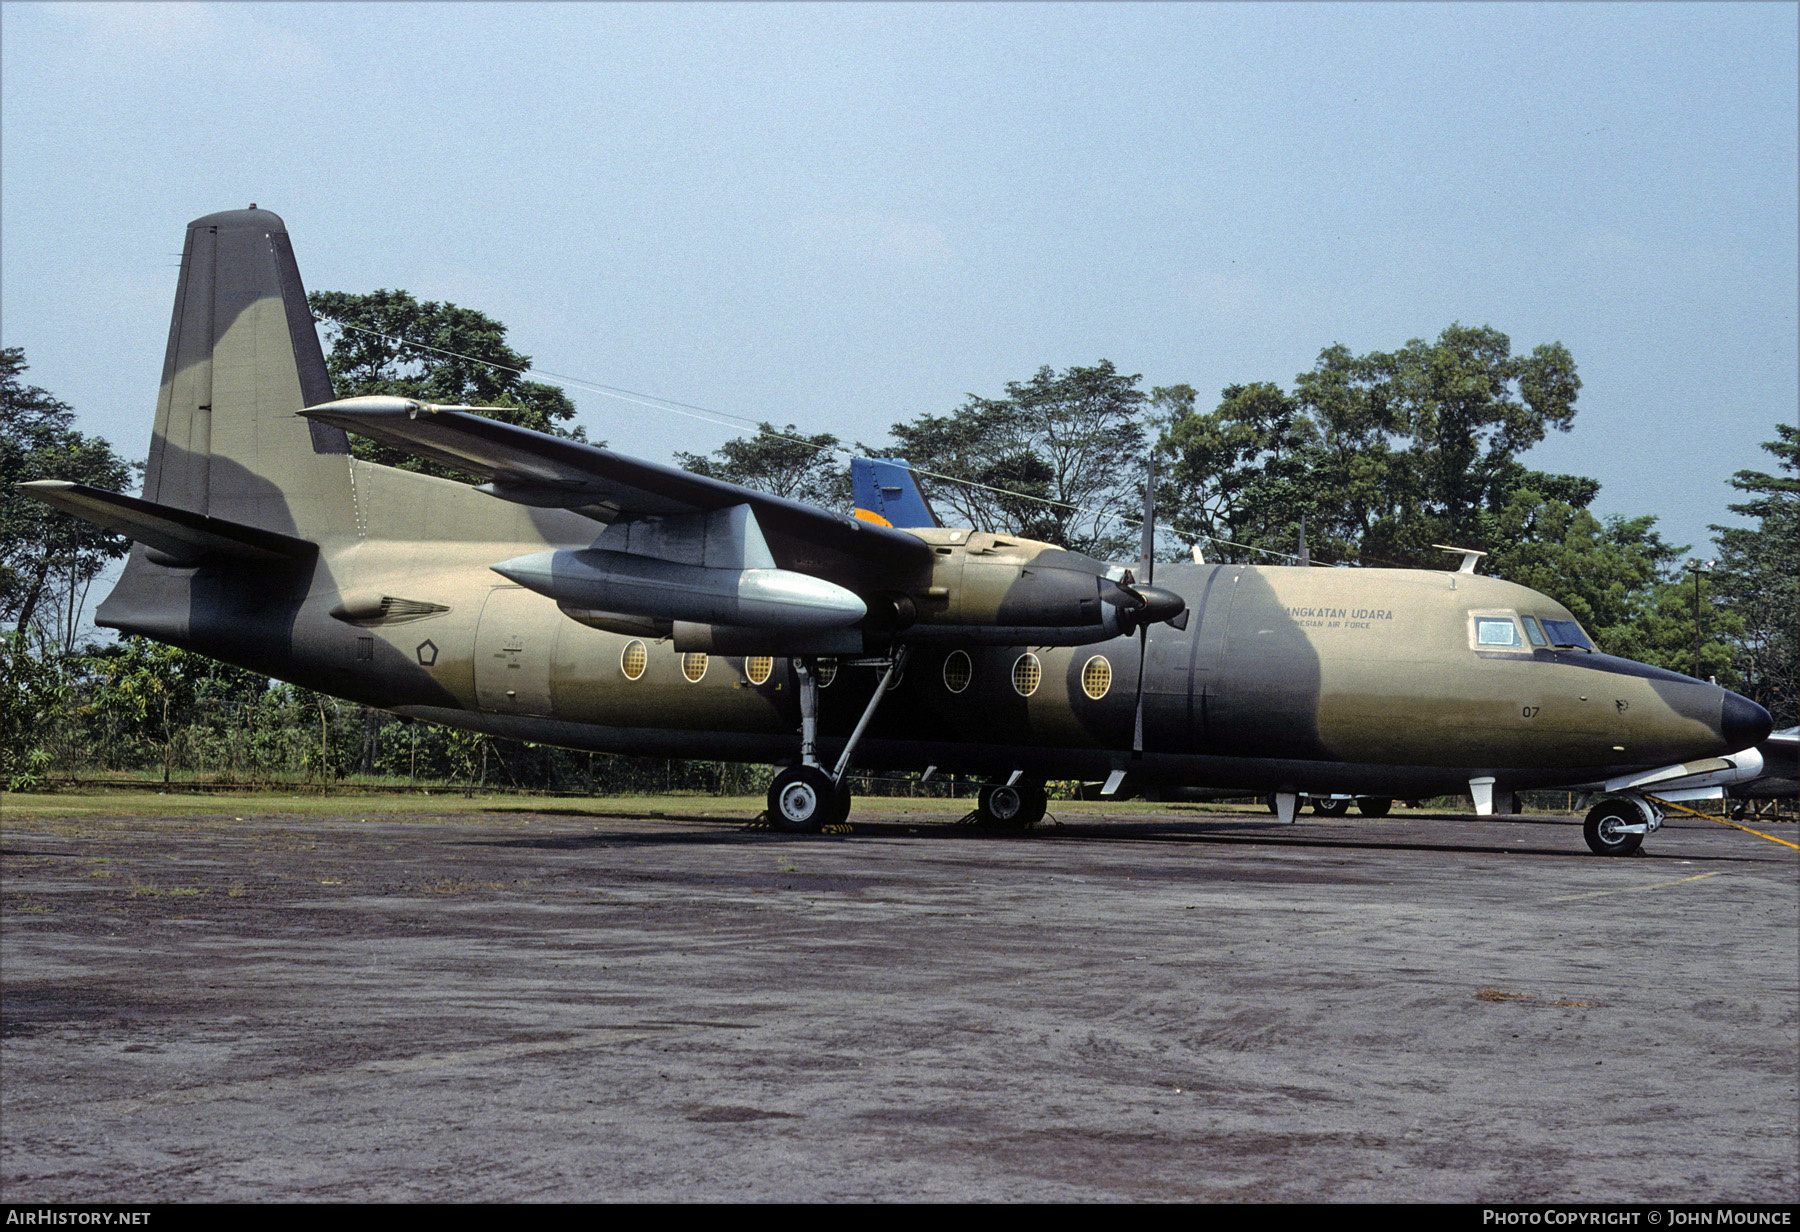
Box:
621 640 648 680
815 658 838 688
1012 653 1042 697
1081 655 1112 700
1521 616 1547 648
942 651 972 694
1541 619 1596 651
1476 618 1520 647
682 652 709 683
745 656 773 685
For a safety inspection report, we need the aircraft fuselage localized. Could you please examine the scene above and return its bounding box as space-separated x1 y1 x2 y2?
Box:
97 505 1754 800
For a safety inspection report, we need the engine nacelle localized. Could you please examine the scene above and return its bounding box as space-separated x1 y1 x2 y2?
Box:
493 547 867 630
895 529 1184 647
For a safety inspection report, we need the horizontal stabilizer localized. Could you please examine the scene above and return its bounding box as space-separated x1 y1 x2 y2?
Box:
20 481 317 566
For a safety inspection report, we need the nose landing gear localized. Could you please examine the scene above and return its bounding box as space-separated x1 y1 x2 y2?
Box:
1582 794 1661 856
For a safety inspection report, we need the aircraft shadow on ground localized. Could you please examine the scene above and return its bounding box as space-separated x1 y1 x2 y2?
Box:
454 808 1785 864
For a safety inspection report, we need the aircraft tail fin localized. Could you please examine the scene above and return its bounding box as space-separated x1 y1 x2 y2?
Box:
851 457 940 529
142 208 352 539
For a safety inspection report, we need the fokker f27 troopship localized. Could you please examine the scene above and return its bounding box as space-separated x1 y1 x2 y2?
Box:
23 209 1773 853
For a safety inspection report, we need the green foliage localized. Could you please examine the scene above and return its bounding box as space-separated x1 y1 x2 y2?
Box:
1484 494 1682 633
1 629 69 790
1710 425 1798 724
1154 381 1330 564
1598 577 1743 686
90 637 202 783
1148 326 1774 684
886 361 1148 557
306 289 589 476
2 347 139 648
676 422 851 512
1295 324 1581 565
1159 325 1584 568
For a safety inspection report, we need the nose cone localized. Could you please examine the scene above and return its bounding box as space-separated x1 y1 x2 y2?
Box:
1720 690 1773 751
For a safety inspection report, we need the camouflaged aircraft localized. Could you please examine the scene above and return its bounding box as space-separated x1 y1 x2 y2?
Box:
22 208 1774 855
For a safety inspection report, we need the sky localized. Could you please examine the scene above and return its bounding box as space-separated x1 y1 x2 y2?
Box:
4 1 1796 569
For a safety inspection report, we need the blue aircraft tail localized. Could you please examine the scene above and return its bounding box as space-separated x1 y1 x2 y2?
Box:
851 457 939 529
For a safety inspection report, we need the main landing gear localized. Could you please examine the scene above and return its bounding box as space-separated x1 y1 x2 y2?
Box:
974 781 1048 831
767 764 850 831
765 649 908 834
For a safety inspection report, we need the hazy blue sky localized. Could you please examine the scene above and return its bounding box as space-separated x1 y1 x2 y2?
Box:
4 1 1795 562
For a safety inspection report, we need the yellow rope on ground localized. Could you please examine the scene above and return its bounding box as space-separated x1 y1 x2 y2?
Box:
1648 796 1800 850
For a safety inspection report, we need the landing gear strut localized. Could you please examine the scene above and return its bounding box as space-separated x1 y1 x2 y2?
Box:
766 649 908 833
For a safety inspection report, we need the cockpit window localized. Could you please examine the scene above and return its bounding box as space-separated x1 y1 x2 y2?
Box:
1476 618 1520 646
1540 618 1595 651
1521 615 1548 648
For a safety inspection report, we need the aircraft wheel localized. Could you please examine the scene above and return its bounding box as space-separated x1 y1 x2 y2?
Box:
1729 800 1747 821
1356 797 1393 817
768 766 844 833
1583 799 1645 857
1312 797 1351 817
977 783 1046 830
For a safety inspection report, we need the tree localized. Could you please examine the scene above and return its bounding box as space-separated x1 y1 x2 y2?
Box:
886 361 1148 557
1 348 139 646
675 422 850 512
1481 487 1705 660
91 637 200 784
1294 324 1581 565
307 289 590 476
1156 325 1587 569
2 348 139 789
1598 575 1743 687
1153 381 1331 564
1711 424 1799 725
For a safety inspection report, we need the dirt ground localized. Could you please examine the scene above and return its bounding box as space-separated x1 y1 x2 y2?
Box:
3 792 1795 1202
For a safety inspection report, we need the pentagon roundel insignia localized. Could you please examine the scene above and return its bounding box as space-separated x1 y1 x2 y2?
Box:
416 639 439 667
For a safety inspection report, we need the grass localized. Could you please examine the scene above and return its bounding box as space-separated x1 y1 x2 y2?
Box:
0 788 756 820
0 785 1170 819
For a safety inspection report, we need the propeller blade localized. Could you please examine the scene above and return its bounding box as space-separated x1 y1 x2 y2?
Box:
1134 454 1153 755
1142 452 1156 587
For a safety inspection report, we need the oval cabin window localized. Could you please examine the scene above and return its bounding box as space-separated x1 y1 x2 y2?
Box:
1012 653 1041 697
942 650 972 694
620 640 648 681
1081 655 1111 700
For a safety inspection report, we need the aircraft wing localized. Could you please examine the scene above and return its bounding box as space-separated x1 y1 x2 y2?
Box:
299 396 932 583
